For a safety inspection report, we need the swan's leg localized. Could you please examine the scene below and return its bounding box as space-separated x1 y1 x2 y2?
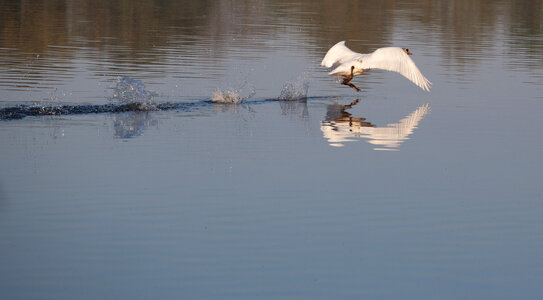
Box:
342 80 360 92
341 66 360 92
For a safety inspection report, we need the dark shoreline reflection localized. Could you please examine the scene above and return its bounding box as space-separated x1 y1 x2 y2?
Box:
321 100 430 150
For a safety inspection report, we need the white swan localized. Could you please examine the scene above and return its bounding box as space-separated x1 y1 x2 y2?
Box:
321 41 431 92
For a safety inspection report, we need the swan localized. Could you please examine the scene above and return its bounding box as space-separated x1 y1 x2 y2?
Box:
321 41 431 92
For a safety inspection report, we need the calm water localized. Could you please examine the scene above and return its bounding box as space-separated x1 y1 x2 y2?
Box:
1 0 543 299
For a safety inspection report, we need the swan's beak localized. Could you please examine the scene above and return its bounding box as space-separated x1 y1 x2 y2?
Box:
407 50 412 55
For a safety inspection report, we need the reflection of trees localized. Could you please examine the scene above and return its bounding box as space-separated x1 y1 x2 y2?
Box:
0 0 69 55
0 1 212 53
504 1 543 73
280 0 395 51
1 0 542 77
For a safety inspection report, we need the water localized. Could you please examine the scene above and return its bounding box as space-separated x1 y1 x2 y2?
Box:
1 0 543 299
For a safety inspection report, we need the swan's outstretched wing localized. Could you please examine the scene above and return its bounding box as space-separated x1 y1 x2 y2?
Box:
363 47 431 91
330 47 432 92
321 41 361 68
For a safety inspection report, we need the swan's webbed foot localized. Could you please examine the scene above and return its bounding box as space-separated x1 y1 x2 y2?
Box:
341 66 360 92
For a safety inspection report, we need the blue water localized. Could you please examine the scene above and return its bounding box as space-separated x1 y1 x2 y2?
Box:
1 1 543 299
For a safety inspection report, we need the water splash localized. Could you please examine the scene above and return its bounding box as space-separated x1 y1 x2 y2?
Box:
278 76 309 100
109 76 157 108
211 80 255 104
211 89 243 104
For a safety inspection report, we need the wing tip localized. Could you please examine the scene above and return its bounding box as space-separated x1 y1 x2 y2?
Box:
421 80 432 92
321 41 349 67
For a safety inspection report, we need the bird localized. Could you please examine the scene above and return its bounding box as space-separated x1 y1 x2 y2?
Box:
321 41 431 92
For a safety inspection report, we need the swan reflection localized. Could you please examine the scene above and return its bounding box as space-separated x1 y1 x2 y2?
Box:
321 100 430 150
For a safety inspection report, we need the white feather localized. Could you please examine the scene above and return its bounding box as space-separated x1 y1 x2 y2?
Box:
323 42 432 92
321 41 363 68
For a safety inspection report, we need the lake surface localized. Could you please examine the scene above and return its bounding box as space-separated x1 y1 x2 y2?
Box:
1 0 543 299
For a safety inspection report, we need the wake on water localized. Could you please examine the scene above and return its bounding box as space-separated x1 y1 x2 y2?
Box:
0 76 310 120
0 77 183 120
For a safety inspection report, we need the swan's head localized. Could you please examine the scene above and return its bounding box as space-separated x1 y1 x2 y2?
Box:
402 48 412 55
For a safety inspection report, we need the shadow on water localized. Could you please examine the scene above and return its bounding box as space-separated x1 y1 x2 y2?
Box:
321 100 430 150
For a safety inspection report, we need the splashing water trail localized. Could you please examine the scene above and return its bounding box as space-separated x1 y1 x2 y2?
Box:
0 76 183 120
1 75 311 120
278 76 309 100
